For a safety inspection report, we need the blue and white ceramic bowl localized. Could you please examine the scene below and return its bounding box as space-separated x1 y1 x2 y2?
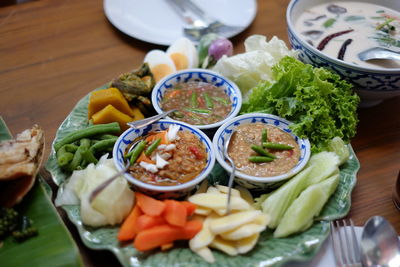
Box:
151 68 242 130
286 0 400 107
113 119 215 199
213 113 311 190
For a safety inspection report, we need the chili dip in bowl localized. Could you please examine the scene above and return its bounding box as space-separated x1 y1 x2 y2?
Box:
113 119 215 199
151 69 242 130
213 113 311 190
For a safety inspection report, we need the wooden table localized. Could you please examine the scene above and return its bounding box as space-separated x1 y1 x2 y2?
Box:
1 0 399 266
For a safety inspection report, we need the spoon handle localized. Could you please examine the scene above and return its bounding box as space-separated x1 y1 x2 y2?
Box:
88 162 129 203
225 156 236 215
127 109 177 129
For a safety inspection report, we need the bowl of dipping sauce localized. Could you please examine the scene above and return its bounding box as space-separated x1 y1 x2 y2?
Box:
213 113 311 190
113 119 215 199
287 0 400 107
151 69 242 130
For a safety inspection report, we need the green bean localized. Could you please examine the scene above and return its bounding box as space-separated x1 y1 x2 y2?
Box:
185 108 211 114
190 92 198 108
212 96 229 105
204 93 214 109
127 140 147 164
81 148 98 164
263 142 294 150
56 145 74 167
97 134 118 140
67 139 91 171
261 129 268 143
248 156 274 163
54 122 121 151
64 144 78 153
251 145 276 159
90 138 117 154
145 138 161 156
172 111 185 118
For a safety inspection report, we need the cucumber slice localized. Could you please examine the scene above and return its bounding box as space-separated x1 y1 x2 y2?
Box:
261 151 340 229
305 151 340 187
273 173 340 238
327 136 350 165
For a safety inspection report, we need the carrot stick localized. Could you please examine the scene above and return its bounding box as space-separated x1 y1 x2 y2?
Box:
134 224 182 251
133 221 203 251
181 201 197 216
136 214 165 232
117 205 142 241
182 220 203 239
164 200 187 227
135 192 166 216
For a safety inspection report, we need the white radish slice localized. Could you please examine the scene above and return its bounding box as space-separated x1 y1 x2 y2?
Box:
209 210 262 234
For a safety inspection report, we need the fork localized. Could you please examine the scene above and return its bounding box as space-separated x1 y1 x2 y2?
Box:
166 0 244 42
330 219 362 267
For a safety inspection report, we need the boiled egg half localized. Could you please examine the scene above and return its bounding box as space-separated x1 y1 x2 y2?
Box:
143 38 199 83
144 49 176 83
166 37 199 71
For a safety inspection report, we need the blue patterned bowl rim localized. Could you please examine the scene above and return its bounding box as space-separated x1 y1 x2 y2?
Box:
151 68 242 130
212 113 311 183
113 119 216 192
286 0 400 73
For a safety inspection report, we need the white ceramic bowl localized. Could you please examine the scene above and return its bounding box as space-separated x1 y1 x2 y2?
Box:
212 113 311 190
286 0 400 107
151 68 242 130
113 119 215 198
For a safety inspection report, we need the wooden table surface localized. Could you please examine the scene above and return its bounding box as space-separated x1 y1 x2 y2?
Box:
1 0 399 266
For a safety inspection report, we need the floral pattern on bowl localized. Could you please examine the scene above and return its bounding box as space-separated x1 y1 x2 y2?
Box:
286 0 400 107
113 119 215 198
213 113 311 190
151 68 242 130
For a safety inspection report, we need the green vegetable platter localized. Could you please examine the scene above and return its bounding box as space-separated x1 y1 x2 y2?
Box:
0 117 83 267
45 86 360 267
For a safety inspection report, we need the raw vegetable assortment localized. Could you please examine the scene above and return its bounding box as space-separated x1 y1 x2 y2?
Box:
50 33 361 265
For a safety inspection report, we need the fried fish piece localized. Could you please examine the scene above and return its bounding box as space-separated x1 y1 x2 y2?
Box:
0 125 44 207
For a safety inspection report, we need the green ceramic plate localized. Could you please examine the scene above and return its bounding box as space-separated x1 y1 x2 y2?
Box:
0 117 83 267
45 90 360 267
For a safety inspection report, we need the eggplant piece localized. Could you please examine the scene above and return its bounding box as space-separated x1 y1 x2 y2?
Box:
301 30 324 40
327 4 347 15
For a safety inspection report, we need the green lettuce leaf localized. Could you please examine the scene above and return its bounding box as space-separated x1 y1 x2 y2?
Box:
241 56 360 153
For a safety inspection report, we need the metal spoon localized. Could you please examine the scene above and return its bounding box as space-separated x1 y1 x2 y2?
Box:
88 138 143 203
223 130 236 215
358 47 400 62
127 109 177 129
361 216 400 267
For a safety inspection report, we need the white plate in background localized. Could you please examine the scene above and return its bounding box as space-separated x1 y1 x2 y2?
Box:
103 0 257 46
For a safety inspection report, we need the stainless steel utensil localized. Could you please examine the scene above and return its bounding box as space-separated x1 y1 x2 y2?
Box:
358 47 400 62
361 216 400 267
223 130 236 215
167 0 244 42
88 138 143 203
127 109 177 129
331 219 362 267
